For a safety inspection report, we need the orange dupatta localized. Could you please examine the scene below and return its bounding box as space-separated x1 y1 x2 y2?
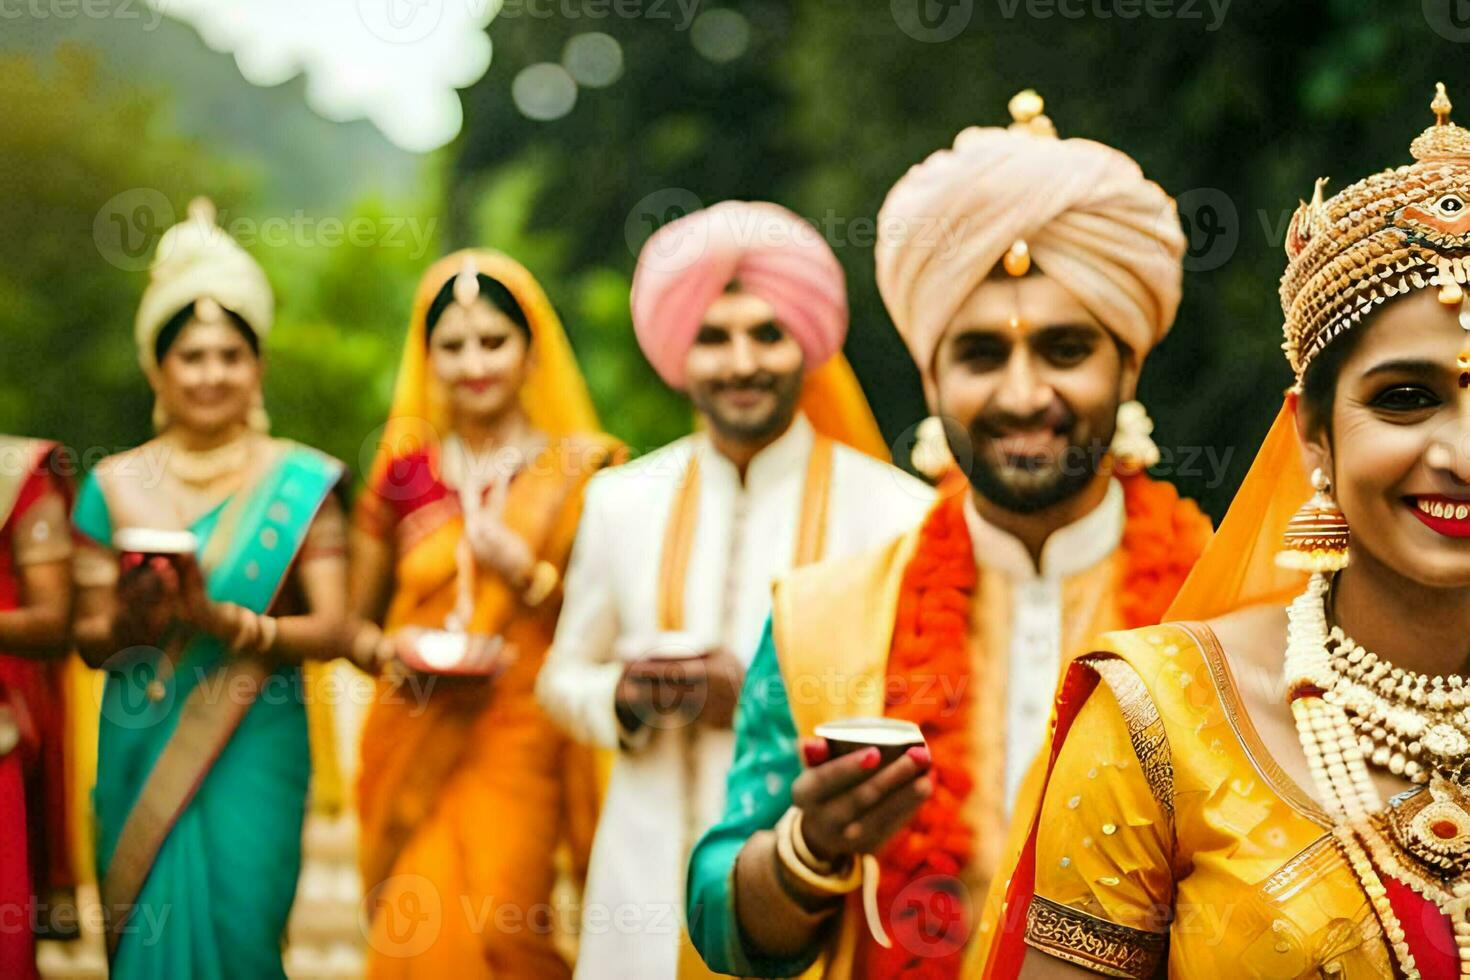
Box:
356 250 613 914
798 355 891 462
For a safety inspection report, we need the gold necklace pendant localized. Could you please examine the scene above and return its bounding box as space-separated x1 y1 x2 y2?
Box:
0 706 18 755
1292 575 1470 975
1382 777 1470 879
164 434 253 487
1344 779 1470 979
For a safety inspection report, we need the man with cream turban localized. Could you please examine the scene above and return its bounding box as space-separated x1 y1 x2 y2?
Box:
686 91 1212 979
537 200 932 978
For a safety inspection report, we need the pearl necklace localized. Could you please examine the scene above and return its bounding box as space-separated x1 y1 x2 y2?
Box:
1327 629 1470 785
1282 573 1381 821
1285 572 1470 798
1285 572 1470 977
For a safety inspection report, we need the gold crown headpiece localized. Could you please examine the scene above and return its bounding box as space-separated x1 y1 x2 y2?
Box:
1281 82 1470 383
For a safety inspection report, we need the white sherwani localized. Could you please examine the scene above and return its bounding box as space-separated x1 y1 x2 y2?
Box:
537 414 933 979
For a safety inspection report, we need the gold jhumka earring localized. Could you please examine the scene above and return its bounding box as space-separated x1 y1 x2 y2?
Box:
1276 467 1351 572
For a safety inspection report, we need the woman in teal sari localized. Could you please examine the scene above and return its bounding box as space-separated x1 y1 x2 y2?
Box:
70 199 350 977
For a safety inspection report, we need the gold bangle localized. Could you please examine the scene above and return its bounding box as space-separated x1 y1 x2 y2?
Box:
791 810 837 874
255 614 278 655
774 808 860 897
521 560 559 608
350 623 387 672
229 607 259 653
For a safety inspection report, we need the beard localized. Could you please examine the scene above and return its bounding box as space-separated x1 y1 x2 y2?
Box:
956 399 1118 515
690 369 804 444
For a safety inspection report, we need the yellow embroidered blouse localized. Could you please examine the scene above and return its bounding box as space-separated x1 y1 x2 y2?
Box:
1024 622 1398 978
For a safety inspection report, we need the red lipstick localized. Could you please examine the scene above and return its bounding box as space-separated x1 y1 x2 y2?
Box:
1408 495 1470 538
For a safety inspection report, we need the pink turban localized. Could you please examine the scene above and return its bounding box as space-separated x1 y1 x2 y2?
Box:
630 201 848 389
875 112 1185 386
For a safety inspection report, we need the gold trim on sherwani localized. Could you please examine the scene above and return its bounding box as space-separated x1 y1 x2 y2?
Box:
1023 894 1167 978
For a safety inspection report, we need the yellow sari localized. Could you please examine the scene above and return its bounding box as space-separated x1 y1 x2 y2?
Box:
355 251 619 977
984 403 1432 977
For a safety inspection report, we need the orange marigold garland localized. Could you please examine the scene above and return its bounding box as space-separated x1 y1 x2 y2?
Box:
1115 471 1213 627
866 492 976 979
861 473 1211 979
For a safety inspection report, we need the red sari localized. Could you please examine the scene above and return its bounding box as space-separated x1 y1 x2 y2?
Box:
0 440 74 980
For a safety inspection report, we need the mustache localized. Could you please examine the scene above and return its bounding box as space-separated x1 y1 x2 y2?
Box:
710 374 779 393
974 403 1075 439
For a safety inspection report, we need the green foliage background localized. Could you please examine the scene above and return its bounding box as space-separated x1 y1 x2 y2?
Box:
5 3 1470 517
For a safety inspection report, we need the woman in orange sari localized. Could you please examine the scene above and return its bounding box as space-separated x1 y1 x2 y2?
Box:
352 250 620 976
989 85 1470 979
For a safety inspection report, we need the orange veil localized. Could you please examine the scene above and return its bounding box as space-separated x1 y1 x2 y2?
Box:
338 250 603 817
1162 395 1310 622
366 249 603 488
797 355 891 462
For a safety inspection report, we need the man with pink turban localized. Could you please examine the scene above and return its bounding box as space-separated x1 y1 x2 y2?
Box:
686 91 1212 979
537 201 933 978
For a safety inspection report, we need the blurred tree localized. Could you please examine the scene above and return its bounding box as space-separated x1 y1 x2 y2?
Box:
0 45 248 457
10 4 1470 517
0 46 438 478
254 188 444 476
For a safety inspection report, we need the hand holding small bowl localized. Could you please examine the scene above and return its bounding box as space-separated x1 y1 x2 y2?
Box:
392 626 516 678
789 717 932 948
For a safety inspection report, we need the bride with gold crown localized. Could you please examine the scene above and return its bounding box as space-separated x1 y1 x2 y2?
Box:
977 85 1470 978
71 199 351 977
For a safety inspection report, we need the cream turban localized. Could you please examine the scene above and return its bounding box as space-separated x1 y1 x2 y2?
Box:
134 197 274 374
875 94 1185 386
630 201 848 389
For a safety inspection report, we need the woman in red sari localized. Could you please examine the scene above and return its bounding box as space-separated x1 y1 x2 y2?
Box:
0 438 76 979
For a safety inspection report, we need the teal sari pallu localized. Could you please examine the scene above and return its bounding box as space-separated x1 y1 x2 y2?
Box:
74 446 342 979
